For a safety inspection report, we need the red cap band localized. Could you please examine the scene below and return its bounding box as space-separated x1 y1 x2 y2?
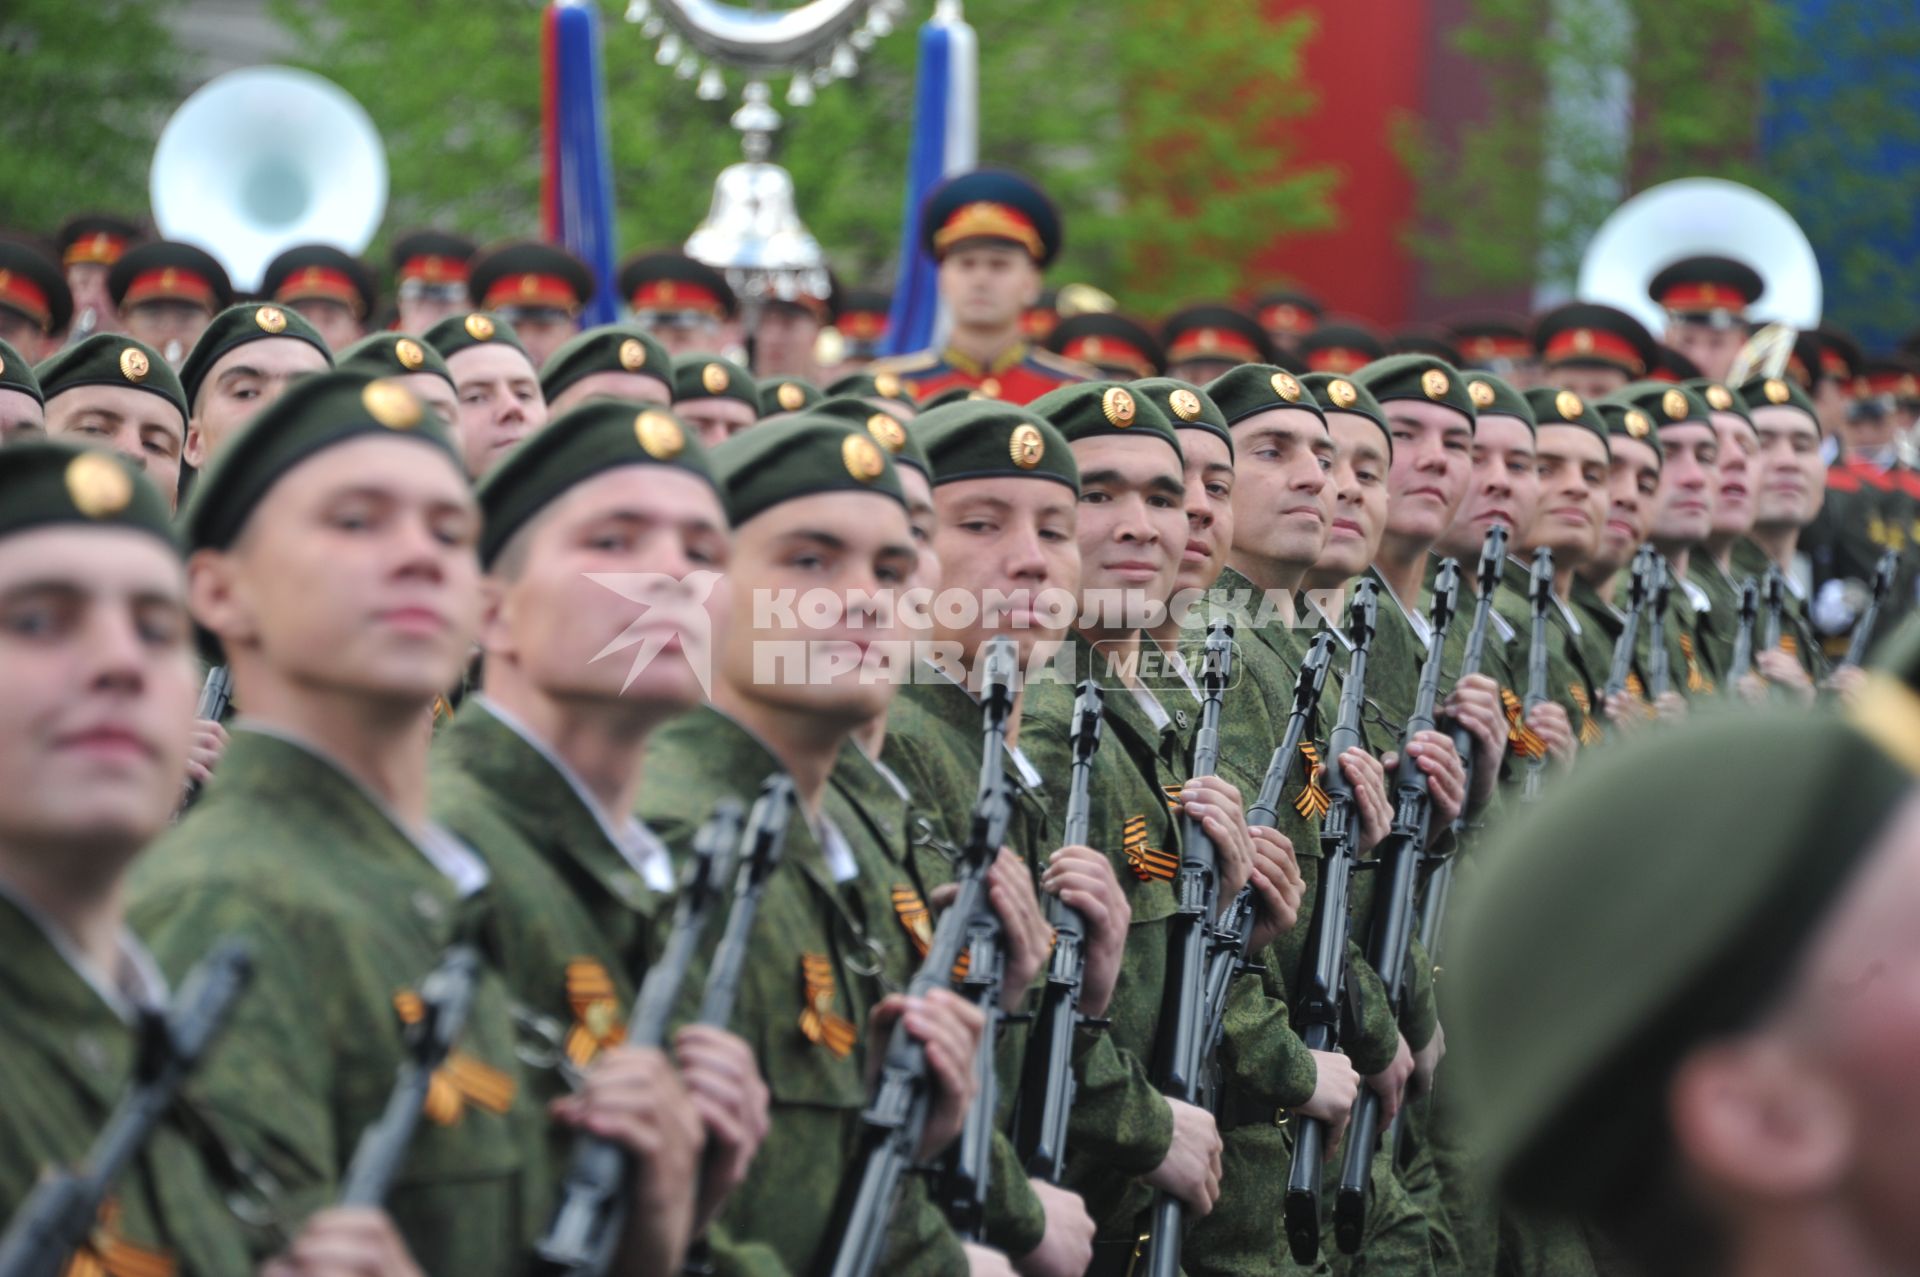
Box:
1168 327 1259 364
483 272 580 311
1062 335 1154 377
400 254 469 285
1658 282 1750 314
932 202 1045 260
630 279 723 317
1543 327 1645 375
122 267 215 309
0 270 51 326
277 265 363 313
63 233 128 267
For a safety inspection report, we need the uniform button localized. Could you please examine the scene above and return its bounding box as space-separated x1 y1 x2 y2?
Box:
411 889 443 921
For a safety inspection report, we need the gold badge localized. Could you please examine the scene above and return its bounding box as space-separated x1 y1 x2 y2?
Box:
254 305 287 334
1705 383 1734 411
394 338 426 370
875 371 902 399
843 432 886 481
1662 388 1688 420
362 379 422 430
1009 423 1045 469
617 338 648 371
701 362 730 395
464 313 495 341
1421 368 1450 400
1764 377 1791 404
1469 379 1495 409
1270 371 1301 402
1168 388 1202 422
777 382 808 412
118 346 149 383
1101 386 1136 427
866 413 907 453
1328 378 1358 409
1572 328 1595 353
1555 390 1585 420
635 410 684 459
1625 409 1652 439
65 453 133 518
1081 336 1106 359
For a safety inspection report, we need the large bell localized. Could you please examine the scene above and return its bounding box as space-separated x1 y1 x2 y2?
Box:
684 83 830 309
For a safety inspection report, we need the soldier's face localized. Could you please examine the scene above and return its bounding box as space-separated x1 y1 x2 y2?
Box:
1651 422 1720 549
485 466 729 714
1526 426 1609 566
0 309 53 362
65 263 116 334
898 467 943 596
396 286 466 336
0 388 44 443
1228 407 1333 576
753 304 821 379
185 337 333 468
288 299 364 353
939 246 1041 331
674 397 757 449
1750 407 1825 530
1441 413 1539 562
643 315 723 358
0 527 195 855
449 345 548 478
44 388 185 512
504 311 580 372
547 370 672 414
123 300 212 368
717 492 916 726
1709 414 1759 541
1813 377 1852 440
195 437 481 704
396 372 458 433
1173 428 1235 599
1549 365 1629 403
1591 438 1662 573
930 477 1080 670
1667 321 1744 384
1070 435 1188 631
1305 413 1390 588
1383 401 1474 548
1167 358 1240 386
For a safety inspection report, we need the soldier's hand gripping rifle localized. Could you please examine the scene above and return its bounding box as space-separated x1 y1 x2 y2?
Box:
1645 556 1674 700
1604 545 1656 701
1762 566 1786 654
1013 678 1104 1183
1520 547 1554 803
179 665 234 809
1728 578 1760 686
1139 619 1235 1277
1282 582 1378 1267
828 636 1019 1277
339 944 483 1209
1840 550 1898 670
0 941 253 1277
535 802 742 1276
1333 563 1459 1255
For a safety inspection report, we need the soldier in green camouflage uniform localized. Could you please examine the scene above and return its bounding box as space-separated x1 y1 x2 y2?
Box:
1729 375 1834 691
633 415 1001 1276
0 440 429 1277
1625 381 1721 702
128 372 706 1275
1686 382 1763 679
1569 395 1667 727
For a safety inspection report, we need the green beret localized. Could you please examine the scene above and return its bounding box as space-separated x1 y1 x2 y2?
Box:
1450 700 1916 1209
826 369 918 411
0 439 174 547
758 376 823 418
538 324 671 404
178 303 332 410
1029 380 1183 463
916 385 981 412
336 333 455 388
1737 373 1819 425
1592 398 1662 469
181 370 461 553
1353 353 1477 429
911 401 1078 492
1608 380 1714 432
671 354 758 410
809 396 929 478
1131 376 1233 459
476 403 715 568
1524 386 1609 454
1203 363 1325 428
36 335 186 422
423 311 532 363
1683 377 1751 424
710 413 907 527
0 337 43 405
1461 372 1535 434
1300 371 1391 458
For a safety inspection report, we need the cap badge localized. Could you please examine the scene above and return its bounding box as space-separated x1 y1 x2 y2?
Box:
363 379 422 430
843 432 886 481
636 411 684 459
617 338 648 372
1421 369 1451 400
701 363 730 395
874 372 902 399
395 338 426 370
1270 371 1301 403
464 314 495 341
1706 384 1734 410
1010 423 1046 469
1662 388 1688 420
1556 390 1585 420
1572 329 1595 353
65 453 133 518
118 347 149 383
1328 379 1358 409
1101 387 1137 427
1168 388 1202 422
255 306 287 334
1469 379 1495 409
778 382 808 412
1764 378 1791 405
866 413 907 453
1625 409 1652 439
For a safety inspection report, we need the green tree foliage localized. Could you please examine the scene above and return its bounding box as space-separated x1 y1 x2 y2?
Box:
0 0 186 235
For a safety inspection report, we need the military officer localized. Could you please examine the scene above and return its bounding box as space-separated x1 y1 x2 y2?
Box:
36 334 188 509
829 286 894 373
617 250 740 359
178 302 334 469
873 170 1090 405
336 333 460 432
1683 380 1761 678
389 230 476 336
128 370 708 1274
1158 306 1274 386
0 337 46 442
57 213 141 340
757 375 824 419
1294 321 1388 376
261 244 381 352
752 279 836 382
106 241 233 369
1448 314 1538 388
0 439 426 1277
538 324 673 413
1648 253 1764 384
467 240 595 370
1731 375 1833 690
1044 312 1165 381
424 312 549 479
670 354 759 446
1132 376 1240 649
1642 381 1725 697
1530 301 1659 404
0 234 75 363
1249 288 1322 363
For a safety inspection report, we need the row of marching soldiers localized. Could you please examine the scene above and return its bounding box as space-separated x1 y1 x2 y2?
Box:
0 168 1908 1277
